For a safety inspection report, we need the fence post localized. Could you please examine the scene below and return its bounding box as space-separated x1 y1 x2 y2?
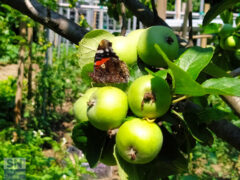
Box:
201 3 210 48
175 0 181 19
156 0 167 20
57 0 63 58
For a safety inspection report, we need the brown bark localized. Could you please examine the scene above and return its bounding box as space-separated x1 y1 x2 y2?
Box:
187 0 193 47
1 0 88 45
27 26 33 100
14 22 27 125
208 120 240 150
120 2 127 36
122 0 170 27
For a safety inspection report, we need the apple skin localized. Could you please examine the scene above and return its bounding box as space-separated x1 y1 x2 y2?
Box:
111 36 138 66
127 29 145 41
127 29 145 59
127 75 171 118
73 87 98 122
116 118 163 164
137 26 179 67
87 86 128 131
235 49 240 60
224 35 239 50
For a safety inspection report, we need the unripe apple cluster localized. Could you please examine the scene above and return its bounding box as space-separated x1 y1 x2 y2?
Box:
73 75 171 165
73 26 177 165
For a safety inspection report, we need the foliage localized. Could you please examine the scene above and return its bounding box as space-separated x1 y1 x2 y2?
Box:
0 4 22 64
0 77 17 124
0 127 94 179
189 136 240 179
203 0 240 26
31 45 83 131
202 14 240 72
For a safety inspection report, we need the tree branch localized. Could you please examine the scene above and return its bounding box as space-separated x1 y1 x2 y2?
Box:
221 68 240 119
1 0 88 45
208 120 240 150
186 101 240 151
122 0 169 27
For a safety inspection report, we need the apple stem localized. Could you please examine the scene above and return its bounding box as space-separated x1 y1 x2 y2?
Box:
107 129 118 138
128 147 137 161
143 117 156 123
172 95 189 104
87 99 95 108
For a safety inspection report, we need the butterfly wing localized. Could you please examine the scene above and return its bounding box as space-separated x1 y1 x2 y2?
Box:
89 39 129 83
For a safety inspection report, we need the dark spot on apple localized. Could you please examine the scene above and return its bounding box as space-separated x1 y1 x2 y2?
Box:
141 92 156 110
128 147 137 160
87 99 95 109
166 36 174 45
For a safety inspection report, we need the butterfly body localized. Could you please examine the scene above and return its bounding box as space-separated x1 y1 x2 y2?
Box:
89 39 129 83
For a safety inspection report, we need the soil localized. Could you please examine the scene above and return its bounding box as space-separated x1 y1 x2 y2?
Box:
0 64 18 80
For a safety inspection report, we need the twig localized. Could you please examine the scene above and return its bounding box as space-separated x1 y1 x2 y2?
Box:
187 0 194 47
151 0 159 22
172 96 189 104
120 2 127 36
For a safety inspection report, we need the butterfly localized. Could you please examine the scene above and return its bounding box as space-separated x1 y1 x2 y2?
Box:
89 39 129 83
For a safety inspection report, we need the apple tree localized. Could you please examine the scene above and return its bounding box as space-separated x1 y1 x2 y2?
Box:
2 0 240 178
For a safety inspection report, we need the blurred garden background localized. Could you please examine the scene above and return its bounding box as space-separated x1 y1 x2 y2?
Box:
0 0 240 179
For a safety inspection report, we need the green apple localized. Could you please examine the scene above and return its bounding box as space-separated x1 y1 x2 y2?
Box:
116 117 163 164
224 35 239 50
127 75 171 118
100 137 116 166
87 86 128 131
219 24 235 38
111 36 138 65
127 29 145 41
137 26 179 67
235 49 240 60
84 87 99 99
73 87 98 122
127 29 145 56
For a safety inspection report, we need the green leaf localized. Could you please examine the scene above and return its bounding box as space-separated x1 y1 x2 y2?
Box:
80 63 94 84
154 44 206 96
113 127 188 179
202 77 240 96
236 16 240 27
145 68 168 79
203 62 231 78
175 46 214 80
220 10 233 25
197 107 232 124
72 122 107 168
202 23 222 34
203 0 239 26
183 102 214 146
78 30 114 68
129 62 148 82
